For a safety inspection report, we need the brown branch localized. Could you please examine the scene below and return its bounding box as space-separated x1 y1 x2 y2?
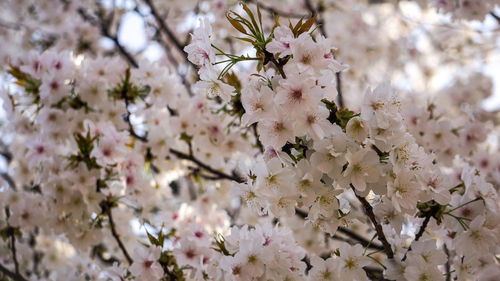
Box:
303 0 346 109
0 19 59 39
490 12 500 23
77 7 139 68
121 97 242 184
337 227 384 251
102 202 133 265
245 0 306 19
363 266 392 281
295 207 385 251
0 263 27 281
304 0 326 37
0 226 27 281
352 187 394 259
143 0 197 71
444 244 451 281
401 214 431 261
252 123 264 153
133 5 195 96
169 148 245 183
10 230 20 275
1 172 17 190
336 72 344 108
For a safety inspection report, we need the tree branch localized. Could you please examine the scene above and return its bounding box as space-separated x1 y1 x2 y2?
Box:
10 230 20 275
143 0 197 71
490 12 500 23
0 227 27 281
337 227 384 251
102 202 133 265
401 214 431 261
77 7 139 68
363 266 392 281
169 148 245 183
336 72 344 108
245 0 306 19
444 244 451 281
1 172 17 190
0 263 27 281
352 187 394 259
303 0 345 108
295 207 385 251
304 0 326 37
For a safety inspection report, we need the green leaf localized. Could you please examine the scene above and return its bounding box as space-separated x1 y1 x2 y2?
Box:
226 14 248 34
241 3 259 33
298 14 317 34
146 229 161 246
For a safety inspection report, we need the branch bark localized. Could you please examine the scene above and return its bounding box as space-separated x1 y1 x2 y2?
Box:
103 202 134 265
295 207 385 251
77 7 139 68
245 0 306 19
169 148 245 183
0 263 28 281
143 0 197 71
401 214 431 261
352 187 394 259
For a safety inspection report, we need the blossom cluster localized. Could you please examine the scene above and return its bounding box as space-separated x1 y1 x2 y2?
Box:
0 1 500 281
429 0 500 20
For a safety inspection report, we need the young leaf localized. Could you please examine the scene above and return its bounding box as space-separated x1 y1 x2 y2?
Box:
227 14 248 34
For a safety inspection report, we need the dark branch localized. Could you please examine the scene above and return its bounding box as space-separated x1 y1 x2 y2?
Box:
143 0 197 71
169 148 245 183
295 208 385 251
77 7 139 68
1 172 17 190
444 244 451 281
0 227 27 281
252 123 264 153
363 266 392 281
402 214 431 261
353 187 394 259
490 12 500 23
245 0 306 19
336 72 344 108
0 263 28 281
10 230 20 275
304 0 326 37
102 202 133 265
337 227 384 251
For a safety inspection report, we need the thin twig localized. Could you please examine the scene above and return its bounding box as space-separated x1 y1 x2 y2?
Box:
490 12 500 23
169 148 245 183
121 99 243 184
0 226 27 281
304 0 326 37
0 263 28 281
245 0 306 19
134 5 195 96
302 0 345 108
1 172 17 190
363 266 392 281
444 244 451 281
294 207 385 251
352 187 394 259
401 214 431 261
10 231 20 275
143 0 197 71
252 123 264 153
104 203 133 265
336 72 344 108
337 227 384 251
77 7 139 68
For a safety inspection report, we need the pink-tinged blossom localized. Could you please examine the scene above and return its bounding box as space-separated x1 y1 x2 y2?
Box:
130 245 164 280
